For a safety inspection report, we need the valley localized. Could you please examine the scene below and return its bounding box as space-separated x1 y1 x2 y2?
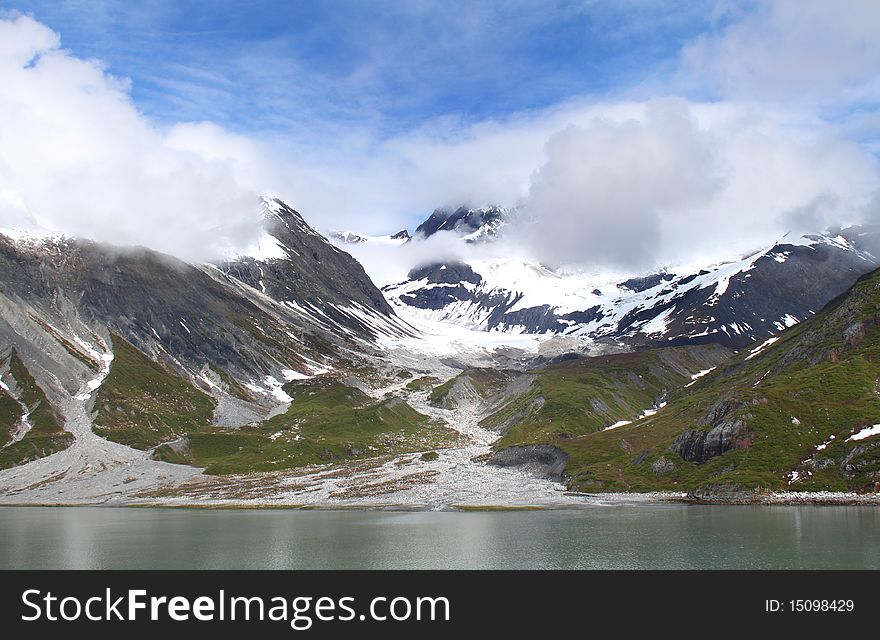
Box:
2 197 880 507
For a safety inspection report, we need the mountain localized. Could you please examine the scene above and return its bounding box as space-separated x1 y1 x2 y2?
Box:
384 213 879 349
482 265 880 496
0 196 421 474
414 205 508 241
329 229 410 245
3 193 880 504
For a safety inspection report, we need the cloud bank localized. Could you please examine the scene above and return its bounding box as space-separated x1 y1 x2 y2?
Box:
513 99 879 270
0 15 274 261
1 4 879 280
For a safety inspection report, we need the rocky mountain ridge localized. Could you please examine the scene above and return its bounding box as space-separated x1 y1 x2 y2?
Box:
380 206 879 349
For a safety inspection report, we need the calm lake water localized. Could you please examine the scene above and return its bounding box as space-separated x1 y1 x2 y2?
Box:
0 505 877 569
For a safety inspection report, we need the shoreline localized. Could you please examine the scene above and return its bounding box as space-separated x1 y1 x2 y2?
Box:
1 490 878 510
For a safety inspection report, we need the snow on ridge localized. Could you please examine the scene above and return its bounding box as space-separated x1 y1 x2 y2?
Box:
328 230 409 247
847 424 880 442
744 336 780 360
258 193 286 219
238 231 289 261
1 227 69 247
685 367 716 387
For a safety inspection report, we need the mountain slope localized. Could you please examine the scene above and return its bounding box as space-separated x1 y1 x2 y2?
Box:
0 349 72 469
493 266 880 495
414 205 507 241
0 196 418 474
384 228 878 350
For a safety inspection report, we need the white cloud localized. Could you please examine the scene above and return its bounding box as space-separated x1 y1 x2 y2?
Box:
338 98 879 281
0 15 275 261
1 9 878 282
514 99 719 270
513 99 880 270
330 230 489 286
682 0 880 104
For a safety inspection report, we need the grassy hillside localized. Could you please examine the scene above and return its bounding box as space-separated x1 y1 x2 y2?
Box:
0 350 72 469
154 377 460 474
93 334 216 449
533 269 880 494
89 335 456 474
0 388 23 445
485 344 731 448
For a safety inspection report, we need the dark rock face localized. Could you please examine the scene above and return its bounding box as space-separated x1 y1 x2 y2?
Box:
618 272 674 293
390 229 410 240
664 240 878 349
387 223 879 350
808 457 836 470
672 398 755 463
408 262 481 285
414 205 506 239
0 197 400 386
224 198 393 317
672 420 751 464
840 441 880 479
393 262 517 315
842 321 866 347
673 424 750 463
488 444 569 480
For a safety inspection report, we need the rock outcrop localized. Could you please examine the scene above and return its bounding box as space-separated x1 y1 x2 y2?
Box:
488 445 569 481
672 398 755 463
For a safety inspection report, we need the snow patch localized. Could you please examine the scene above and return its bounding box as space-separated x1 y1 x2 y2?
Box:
847 424 880 442
745 336 780 360
685 367 716 387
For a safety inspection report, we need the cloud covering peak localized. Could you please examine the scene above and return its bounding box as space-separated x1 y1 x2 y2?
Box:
513 99 879 270
0 15 272 261
1 5 879 277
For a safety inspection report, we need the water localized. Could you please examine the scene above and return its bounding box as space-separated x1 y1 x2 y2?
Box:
0 505 877 569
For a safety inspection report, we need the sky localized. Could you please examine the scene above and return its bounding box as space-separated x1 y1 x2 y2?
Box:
0 1 879 274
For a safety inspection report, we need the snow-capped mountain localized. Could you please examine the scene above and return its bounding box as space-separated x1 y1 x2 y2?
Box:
0 195 555 504
3 195 879 504
0 196 414 420
380 208 879 349
330 229 410 245
414 205 508 242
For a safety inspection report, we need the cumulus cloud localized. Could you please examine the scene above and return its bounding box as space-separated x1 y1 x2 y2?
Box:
513 100 719 270
0 15 276 261
512 99 880 270
1 9 879 281
330 231 492 286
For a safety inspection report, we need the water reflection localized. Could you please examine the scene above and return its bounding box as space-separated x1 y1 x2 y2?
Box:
0 505 877 569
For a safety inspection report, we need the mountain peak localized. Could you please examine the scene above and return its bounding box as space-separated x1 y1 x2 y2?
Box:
259 194 300 223
414 205 508 240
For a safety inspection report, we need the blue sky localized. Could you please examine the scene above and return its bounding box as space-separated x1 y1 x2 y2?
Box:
10 1 726 136
1 1 879 270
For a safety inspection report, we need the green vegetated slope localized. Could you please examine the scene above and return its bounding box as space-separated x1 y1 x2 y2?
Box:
0 388 22 441
93 334 456 474
486 344 732 449
405 375 439 392
154 377 460 474
0 350 72 469
93 334 216 449
518 268 880 494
